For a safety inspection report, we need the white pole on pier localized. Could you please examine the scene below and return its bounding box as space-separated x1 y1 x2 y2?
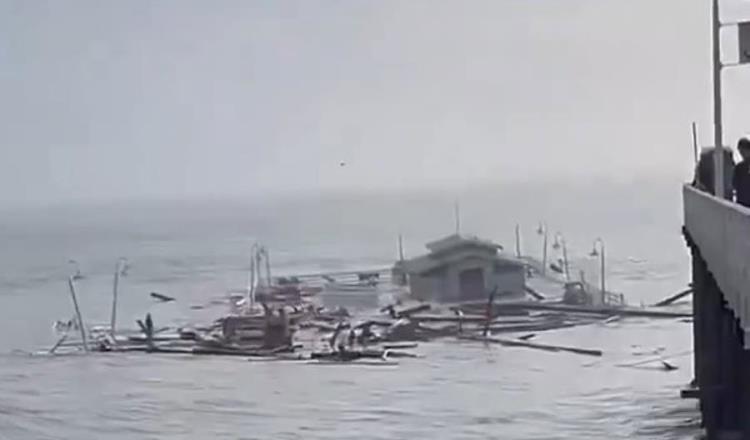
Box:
247 243 258 314
712 0 725 199
692 122 700 166
454 200 461 235
600 243 606 303
590 238 606 305
264 247 272 288
537 223 548 276
398 234 405 261
515 224 522 258
110 258 126 341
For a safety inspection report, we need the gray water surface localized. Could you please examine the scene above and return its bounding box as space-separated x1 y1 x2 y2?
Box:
0 182 700 439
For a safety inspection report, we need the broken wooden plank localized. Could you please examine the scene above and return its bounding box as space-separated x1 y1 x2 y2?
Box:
653 288 693 307
396 304 431 318
308 359 398 366
459 334 603 357
491 301 691 319
524 286 546 301
381 343 418 350
150 292 176 302
48 335 68 354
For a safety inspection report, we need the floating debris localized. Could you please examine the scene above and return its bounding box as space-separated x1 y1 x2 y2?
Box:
150 292 176 302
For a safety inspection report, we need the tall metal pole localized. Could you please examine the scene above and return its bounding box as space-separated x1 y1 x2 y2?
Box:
454 200 461 235
110 258 124 341
600 243 606 305
264 247 272 288
712 0 725 198
253 248 261 312
247 244 257 314
67 277 88 352
515 224 521 258
692 121 699 165
542 227 548 276
398 234 405 261
591 238 606 305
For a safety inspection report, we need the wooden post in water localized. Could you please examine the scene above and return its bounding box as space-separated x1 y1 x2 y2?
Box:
67 276 88 353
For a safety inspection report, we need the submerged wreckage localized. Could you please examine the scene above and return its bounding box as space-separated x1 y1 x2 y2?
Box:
46 233 691 365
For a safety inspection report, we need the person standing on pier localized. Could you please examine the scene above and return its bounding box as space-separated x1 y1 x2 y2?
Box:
733 138 750 207
693 147 735 198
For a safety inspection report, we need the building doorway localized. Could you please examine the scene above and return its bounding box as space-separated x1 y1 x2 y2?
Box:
459 268 485 300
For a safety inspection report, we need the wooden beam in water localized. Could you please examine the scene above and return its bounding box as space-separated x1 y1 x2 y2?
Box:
524 286 546 301
491 301 691 319
459 334 603 357
653 288 694 307
275 267 391 280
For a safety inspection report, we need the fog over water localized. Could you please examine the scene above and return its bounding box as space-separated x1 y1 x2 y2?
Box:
4 0 750 205
3 0 745 438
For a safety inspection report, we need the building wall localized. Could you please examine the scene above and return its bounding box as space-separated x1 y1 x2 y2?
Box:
443 258 492 302
408 257 525 303
446 257 524 302
409 272 447 302
488 270 525 298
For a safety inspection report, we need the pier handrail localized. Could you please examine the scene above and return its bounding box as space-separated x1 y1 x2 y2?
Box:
684 184 750 345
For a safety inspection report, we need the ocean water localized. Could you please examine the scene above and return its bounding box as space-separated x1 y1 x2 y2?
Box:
0 179 701 439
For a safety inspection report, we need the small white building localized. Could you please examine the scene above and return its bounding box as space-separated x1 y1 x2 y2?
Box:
398 234 526 303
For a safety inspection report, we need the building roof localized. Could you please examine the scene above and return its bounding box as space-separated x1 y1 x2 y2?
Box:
425 234 502 254
402 234 522 276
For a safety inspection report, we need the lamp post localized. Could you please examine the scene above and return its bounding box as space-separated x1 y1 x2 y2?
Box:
398 234 405 262
110 257 127 341
536 222 548 275
515 224 522 258
552 232 570 280
589 238 606 305
247 243 259 314
260 246 272 288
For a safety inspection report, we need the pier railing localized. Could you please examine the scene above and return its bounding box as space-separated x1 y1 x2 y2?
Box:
684 184 750 345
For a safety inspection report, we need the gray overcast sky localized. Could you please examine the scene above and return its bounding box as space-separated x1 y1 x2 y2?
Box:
2 0 750 204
